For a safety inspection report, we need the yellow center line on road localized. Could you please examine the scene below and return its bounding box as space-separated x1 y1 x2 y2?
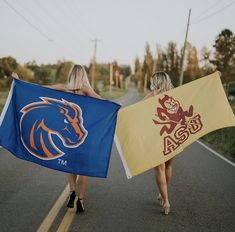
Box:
56 199 77 232
37 184 70 232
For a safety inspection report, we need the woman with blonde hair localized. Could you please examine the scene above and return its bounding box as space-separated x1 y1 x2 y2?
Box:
144 71 174 215
59 64 101 213
12 64 101 213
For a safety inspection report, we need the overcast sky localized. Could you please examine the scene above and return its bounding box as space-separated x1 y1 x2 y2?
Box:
0 0 234 66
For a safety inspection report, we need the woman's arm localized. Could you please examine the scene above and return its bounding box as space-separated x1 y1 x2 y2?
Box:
12 72 20 79
46 84 66 91
84 86 102 99
11 72 66 91
143 91 154 100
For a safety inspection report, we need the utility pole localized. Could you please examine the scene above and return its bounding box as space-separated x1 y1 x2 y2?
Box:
179 9 191 86
109 62 113 93
91 38 101 88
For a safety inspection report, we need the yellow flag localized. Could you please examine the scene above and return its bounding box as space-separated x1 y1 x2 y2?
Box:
115 72 235 179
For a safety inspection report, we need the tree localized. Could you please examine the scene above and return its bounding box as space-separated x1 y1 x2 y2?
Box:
15 65 34 82
155 45 165 71
200 46 215 76
34 65 54 84
0 56 18 79
55 61 74 83
211 29 235 92
184 43 200 83
113 60 120 88
119 65 131 78
155 43 181 87
166 42 181 86
97 64 109 80
143 43 154 89
134 57 143 89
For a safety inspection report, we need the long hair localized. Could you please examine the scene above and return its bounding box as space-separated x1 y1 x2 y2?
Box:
67 65 91 90
150 71 174 94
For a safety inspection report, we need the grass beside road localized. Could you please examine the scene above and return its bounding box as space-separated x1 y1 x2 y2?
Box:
200 128 235 160
200 100 235 161
100 87 128 100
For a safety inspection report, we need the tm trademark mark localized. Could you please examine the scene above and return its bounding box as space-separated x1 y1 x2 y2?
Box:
58 159 67 166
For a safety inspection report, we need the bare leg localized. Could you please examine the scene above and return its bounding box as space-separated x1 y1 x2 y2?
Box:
68 174 77 191
154 164 169 205
154 164 170 215
165 158 174 185
78 175 88 199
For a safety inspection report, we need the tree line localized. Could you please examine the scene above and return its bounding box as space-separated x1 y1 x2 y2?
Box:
0 57 131 93
0 28 234 94
134 28 235 95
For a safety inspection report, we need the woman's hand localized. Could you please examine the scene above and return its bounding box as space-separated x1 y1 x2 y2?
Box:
12 72 20 79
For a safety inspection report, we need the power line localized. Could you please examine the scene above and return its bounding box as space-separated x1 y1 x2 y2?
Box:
70 0 97 39
32 0 85 48
192 1 235 24
3 0 53 42
192 0 221 22
4 0 84 62
50 0 89 45
60 0 96 41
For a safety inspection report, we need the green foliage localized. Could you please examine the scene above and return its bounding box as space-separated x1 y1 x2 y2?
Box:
119 65 131 77
200 46 215 76
0 56 18 79
34 65 53 84
166 42 181 86
201 100 235 159
155 43 181 87
15 65 34 82
55 61 74 83
211 29 235 90
0 57 35 90
142 43 154 88
26 61 56 85
183 42 201 84
134 57 143 90
96 63 109 82
100 86 127 100
113 60 120 88
201 127 235 159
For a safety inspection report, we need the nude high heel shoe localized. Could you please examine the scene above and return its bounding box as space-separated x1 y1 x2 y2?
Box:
162 202 170 215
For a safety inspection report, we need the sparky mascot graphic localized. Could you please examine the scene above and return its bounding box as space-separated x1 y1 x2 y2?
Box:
153 95 203 155
20 97 88 160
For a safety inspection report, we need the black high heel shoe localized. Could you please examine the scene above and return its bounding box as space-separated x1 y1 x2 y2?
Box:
66 191 76 208
76 198 85 213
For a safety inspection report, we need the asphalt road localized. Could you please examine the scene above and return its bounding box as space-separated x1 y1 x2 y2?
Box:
0 86 235 232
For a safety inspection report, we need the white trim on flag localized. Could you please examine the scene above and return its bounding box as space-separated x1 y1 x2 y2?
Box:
114 133 132 179
0 80 15 127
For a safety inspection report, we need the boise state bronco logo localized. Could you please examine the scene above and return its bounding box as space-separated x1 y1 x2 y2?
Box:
153 95 203 155
20 97 88 160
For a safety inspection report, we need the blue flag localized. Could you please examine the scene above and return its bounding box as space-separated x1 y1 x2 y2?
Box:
0 79 121 178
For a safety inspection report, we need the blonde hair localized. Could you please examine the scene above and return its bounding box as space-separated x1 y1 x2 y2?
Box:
67 64 91 90
150 71 174 94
